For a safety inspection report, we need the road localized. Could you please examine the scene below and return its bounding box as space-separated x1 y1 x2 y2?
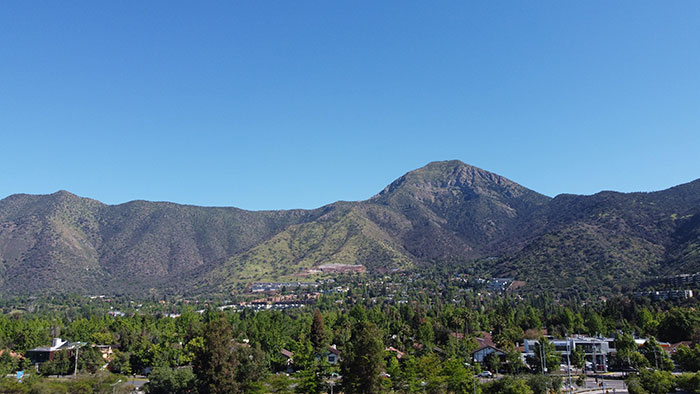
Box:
573 377 627 394
118 376 148 392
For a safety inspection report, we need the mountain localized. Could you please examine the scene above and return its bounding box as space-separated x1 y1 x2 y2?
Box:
0 160 699 296
367 160 550 258
492 179 700 295
0 191 322 294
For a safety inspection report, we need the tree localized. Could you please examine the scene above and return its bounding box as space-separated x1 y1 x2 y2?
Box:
417 353 444 393
526 375 562 394
39 349 72 376
637 308 658 337
108 349 132 375
483 352 502 373
675 372 700 394
624 375 647 394
483 376 533 394
268 373 295 394
193 316 240 394
442 358 480 394
77 346 105 374
570 347 585 371
0 351 18 376
396 355 423 393
674 344 700 372
628 351 650 370
584 310 605 336
658 308 700 343
615 332 637 370
341 320 385 394
310 309 328 354
146 366 195 394
639 337 673 371
526 338 559 373
637 368 675 394
293 336 331 394
505 348 525 374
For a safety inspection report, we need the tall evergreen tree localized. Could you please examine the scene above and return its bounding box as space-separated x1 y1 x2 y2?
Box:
310 309 328 353
341 319 385 394
193 316 240 394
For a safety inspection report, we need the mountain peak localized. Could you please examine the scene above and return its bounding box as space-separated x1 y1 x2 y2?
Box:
373 160 545 202
51 190 77 198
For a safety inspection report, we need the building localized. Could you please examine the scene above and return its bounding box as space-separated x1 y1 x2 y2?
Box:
659 273 700 287
385 347 405 359
316 345 341 365
472 345 506 363
93 344 117 361
523 336 616 372
486 278 514 292
280 348 294 372
633 290 693 301
25 338 86 365
471 331 507 364
249 282 317 293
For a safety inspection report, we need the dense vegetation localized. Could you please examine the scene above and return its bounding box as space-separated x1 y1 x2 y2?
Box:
1 270 700 393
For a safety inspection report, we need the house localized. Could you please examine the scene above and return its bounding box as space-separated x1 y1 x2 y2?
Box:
0 349 24 360
669 341 695 356
312 345 341 365
280 348 294 372
320 345 341 364
281 348 294 363
475 332 496 349
92 344 117 361
472 345 506 363
385 347 405 359
25 338 86 364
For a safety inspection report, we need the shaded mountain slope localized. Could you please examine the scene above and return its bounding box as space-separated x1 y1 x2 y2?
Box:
488 179 700 294
368 160 551 258
0 191 323 294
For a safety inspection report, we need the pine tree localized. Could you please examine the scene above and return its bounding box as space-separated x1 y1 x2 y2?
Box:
310 309 328 353
341 320 385 394
193 316 240 394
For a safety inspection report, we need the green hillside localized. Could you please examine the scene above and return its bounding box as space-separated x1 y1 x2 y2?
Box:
199 206 413 293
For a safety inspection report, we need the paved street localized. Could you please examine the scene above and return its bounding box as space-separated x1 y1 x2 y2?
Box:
575 377 628 394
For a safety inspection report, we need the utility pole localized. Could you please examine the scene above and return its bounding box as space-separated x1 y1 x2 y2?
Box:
654 348 659 369
593 345 597 374
567 341 573 394
74 345 79 376
539 341 546 374
73 342 86 377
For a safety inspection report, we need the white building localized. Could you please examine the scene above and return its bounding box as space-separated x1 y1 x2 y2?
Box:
523 336 615 372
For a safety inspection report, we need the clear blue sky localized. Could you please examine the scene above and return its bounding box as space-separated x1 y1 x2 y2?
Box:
2 1 699 210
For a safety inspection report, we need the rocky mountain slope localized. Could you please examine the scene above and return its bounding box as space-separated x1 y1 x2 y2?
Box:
1 160 698 295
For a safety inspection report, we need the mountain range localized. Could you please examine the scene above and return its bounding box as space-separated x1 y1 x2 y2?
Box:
1 160 699 296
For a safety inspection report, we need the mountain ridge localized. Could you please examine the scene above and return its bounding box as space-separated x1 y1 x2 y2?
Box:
1 160 699 296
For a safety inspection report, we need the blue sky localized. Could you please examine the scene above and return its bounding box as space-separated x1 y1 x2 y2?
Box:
1 1 699 210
